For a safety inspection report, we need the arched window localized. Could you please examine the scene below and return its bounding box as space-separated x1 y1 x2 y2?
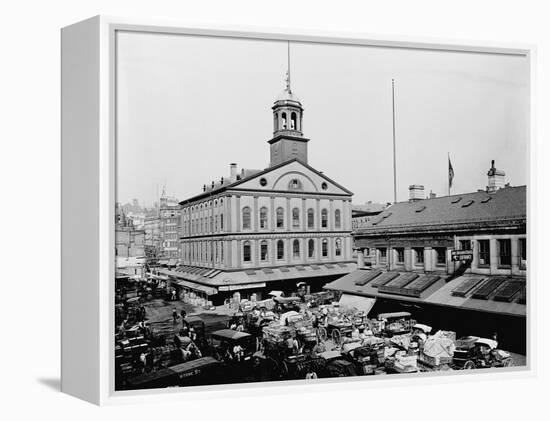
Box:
276 207 284 228
321 209 328 228
277 240 285 260
242 206 251 229
289 179 302 191
243 241 251 262
335 209 341 229
292 207 300 228
335 238 342 256
290 112 297 130
308 239 315 258
260 240 268 261
322 239 328 257
293 239 300 258
307 208 314 229
281 112 287 130
260 207 268 229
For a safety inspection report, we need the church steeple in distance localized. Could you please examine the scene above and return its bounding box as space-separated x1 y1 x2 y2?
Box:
268 41 309 167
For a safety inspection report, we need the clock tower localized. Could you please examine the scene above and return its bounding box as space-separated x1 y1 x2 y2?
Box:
268 46 309 167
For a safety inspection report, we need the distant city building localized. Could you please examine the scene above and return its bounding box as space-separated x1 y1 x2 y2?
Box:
157 73 355 304
115 203 146 277
144 216 162 258
159 191 181 261
351 201 387 231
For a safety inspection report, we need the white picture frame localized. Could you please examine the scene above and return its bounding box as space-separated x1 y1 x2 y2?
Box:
61 15 535 406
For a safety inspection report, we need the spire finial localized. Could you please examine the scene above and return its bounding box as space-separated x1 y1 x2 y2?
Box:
285 41 292 93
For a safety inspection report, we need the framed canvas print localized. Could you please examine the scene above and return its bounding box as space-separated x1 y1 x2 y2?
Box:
61 16 534 405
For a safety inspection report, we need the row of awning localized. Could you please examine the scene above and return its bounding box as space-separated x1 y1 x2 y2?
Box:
156 262 355 297
324 269 526 317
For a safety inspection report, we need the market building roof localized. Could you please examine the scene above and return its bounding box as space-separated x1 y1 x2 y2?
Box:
355 185 526 235
324 268 526 317
157 262 356 296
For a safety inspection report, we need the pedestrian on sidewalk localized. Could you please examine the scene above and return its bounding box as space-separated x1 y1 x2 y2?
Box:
180 309 187 323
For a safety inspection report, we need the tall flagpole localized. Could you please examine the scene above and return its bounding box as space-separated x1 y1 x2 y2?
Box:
392 79 397 204
448 152 451 196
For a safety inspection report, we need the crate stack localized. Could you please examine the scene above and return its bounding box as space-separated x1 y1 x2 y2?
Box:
262 323 295 345
289 316 317 344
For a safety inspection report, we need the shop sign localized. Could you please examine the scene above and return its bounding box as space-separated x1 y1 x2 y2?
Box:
451 250 473 262
218 282 266 292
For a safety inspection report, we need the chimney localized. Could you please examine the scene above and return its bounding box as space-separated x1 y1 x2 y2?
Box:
429 190 436 199
487 160 505 193
409 185 425 202
230 163 237 182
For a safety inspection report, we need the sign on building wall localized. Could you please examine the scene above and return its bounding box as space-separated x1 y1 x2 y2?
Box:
451 249 473 262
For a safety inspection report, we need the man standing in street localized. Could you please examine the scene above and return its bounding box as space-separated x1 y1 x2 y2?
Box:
172 307 179 324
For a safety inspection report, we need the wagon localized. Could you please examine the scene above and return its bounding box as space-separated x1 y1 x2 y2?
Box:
377 312 416 336
319 318 353 345
280 353 326 379
273 296 302 313
453 337 513 370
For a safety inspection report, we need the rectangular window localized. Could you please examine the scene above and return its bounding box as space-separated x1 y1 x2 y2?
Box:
519 238 526 269
414 248 424 265
395 247 404 263
478 240 490 266
435 247 446 265
498 239 511 267
459 240 471 251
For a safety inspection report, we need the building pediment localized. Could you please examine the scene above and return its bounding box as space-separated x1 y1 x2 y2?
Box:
228 159 353 196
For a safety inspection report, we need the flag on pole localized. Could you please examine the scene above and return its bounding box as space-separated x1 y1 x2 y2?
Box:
448 154 455 190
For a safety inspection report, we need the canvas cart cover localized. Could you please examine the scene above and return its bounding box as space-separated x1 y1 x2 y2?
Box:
423 333 456 359
338 294 376 314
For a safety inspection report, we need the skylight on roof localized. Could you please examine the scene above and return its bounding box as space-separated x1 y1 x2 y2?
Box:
415 206 427 213
381 212 392 219
451 197 462 204
461 200 475 207
481 197 492 203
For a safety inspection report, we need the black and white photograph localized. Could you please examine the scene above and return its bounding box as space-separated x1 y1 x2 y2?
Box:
113 30 528 391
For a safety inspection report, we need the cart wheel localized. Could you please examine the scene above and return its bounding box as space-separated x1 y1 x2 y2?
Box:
317 327 327 342
282 361 290 377
502 358 514 368
267 357 280 376
463 360 476 370
332 329 341 345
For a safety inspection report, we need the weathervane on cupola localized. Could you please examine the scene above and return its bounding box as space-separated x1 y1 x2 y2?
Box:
267 41 310 167
285 41 292 94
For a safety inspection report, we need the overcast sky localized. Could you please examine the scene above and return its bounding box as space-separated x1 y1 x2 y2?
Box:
116 31 529 207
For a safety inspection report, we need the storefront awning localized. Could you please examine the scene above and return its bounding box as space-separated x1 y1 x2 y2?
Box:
338 294 376 314
173 279 218 296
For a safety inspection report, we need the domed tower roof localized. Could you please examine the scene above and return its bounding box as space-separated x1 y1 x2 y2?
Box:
275 87 301 104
